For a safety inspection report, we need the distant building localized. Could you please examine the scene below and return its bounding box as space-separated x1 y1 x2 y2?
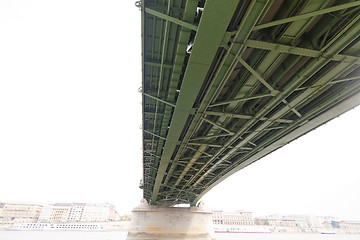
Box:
39 203 72 222
38 205 52 222
38 202 118 223
212 210 254 225
284 215 308 228
304 214 323 228
68 203 86 222
257 214 310 228
81 203 118 222
255 217 296 227
339 220 360 231
322 220 333 228
0 201 120 225
0 202 5 226
1 202 42 224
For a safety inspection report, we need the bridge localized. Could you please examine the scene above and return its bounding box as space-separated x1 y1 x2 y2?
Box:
139 0 360 207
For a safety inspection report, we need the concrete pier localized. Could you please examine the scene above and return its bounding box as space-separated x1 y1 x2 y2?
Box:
126 199 215 240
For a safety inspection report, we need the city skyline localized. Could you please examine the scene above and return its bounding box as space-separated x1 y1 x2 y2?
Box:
3 200 359 235
0 198 357 221
0 0 359 220
0 199 357 223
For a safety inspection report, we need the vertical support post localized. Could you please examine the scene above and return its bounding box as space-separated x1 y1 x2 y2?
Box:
127 199 215 240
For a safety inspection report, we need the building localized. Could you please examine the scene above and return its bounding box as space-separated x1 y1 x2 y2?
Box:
255 217 296 227
0 202 42 224
257 214 310 228
212 210 254 225
304 214 323 228
38 203 72 223
0 201 120 225
38 205 52 222
68 203 86 222
38 202 118 223
0 202 5 226
322 220 333 228
48 203 72 222
81 203 118 222
339 221 360 231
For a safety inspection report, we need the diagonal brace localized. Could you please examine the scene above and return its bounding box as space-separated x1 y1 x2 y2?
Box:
144 130 167 140
145 7 198 31
205 110 294 124
143 93 176 107
237 57 279 95
244 39 360 64
201 117 235 135
253 1 360 30
209 93 273 107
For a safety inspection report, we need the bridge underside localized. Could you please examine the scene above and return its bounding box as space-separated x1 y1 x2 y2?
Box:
139 0 360 206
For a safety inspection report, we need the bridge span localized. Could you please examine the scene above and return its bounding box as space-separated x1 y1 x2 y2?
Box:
138 0 360 207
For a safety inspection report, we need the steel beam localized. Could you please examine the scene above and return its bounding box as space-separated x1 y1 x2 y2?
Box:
144 130 167 140
195 84 360 204
180 0 270 196
145 7 198 31
155 0 199 189
237 57 278 95
142 0 360 207
175 145 208 186
244 40 360 64
150 0 241 204
209 93 273 107
190 133 233 141
145 61 173 68
191 11 360 201
201 118 235 135
253 1 360 30
205 110 293 123
143 93 176 108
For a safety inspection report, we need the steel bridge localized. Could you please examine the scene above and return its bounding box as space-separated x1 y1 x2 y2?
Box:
138 0 360 206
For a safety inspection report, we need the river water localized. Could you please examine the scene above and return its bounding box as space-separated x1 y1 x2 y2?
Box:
0 231 359 240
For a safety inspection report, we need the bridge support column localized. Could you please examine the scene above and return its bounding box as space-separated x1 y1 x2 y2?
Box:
127 199 215 240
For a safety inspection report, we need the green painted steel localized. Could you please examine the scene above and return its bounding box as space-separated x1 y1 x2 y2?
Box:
140 0 360 206
145 7 198 31
253 1 360 30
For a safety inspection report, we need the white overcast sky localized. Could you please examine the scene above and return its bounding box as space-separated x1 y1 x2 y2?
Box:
0 1 359 220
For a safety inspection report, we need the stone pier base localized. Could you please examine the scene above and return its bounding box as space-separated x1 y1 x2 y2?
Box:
126 199 215 240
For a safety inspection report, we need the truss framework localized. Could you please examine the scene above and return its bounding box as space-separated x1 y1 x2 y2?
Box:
140 0 360 206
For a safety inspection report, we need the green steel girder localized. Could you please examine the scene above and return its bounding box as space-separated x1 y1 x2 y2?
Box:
144 61 174 68
237 56 278 95
140 0 360 206
149 0 172 182
243 39 360 64
201 117 235 135
209 93 273 107
143 93 176 107
142 0 199 200
173 0 270 193
150 0 198 187
179 0 277 192
150 0 241 204
199 71 360 203
191 10 360 204
145 7 198 31
189 0 329 166
204 110 294 124
253 1 360 31
185 0 339 193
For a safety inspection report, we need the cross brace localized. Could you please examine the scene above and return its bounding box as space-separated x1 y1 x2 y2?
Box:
145 7 198 31
253 1 360 30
